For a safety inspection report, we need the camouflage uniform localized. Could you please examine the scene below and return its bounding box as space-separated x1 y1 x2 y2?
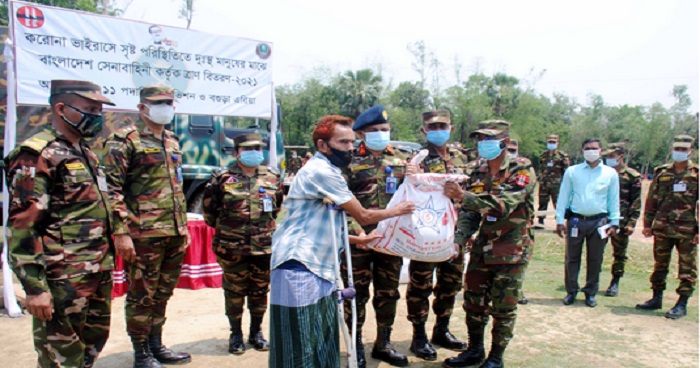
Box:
537 135 569 222
287 155 303 175
202 133 283 352
445 120 536 368
102 87 189 346
5 80 115 368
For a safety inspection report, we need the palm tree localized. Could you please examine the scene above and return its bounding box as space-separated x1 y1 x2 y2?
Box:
337 69 383 119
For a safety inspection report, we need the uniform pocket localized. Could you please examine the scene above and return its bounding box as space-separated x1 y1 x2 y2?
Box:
60 222 106 262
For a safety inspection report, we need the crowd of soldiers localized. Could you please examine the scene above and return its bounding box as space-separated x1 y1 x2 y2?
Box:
4 78 698 368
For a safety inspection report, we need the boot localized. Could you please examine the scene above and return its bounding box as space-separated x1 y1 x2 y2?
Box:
248 316 270 351
410 323 437 361
354 329 367 368
443 332 485 368
371 327 408 367
479 343 505 368
605 276 621 297
517 292 529 305
432 317 467 351
636 290 663 310
228 320 246 355
665 295 689 320
132 339 163 368
148 333 192 364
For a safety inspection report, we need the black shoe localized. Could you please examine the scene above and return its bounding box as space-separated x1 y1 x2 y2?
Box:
355 330 367 368
247 331 270 351
518 295 529 305
636 290 663 310
228 333 245 355
605 276 620 297
372 327 408 367
585 294 597 308
479 356 504 368
148 333 192 364
443 346 486 368
665 296 689 320
132 339 163 368
563 292 576 305
432 317 468 351
410 324 437 361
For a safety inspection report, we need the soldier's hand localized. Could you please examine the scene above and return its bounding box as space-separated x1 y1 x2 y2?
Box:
353 230 383 250
26 292 53 322
466 235 476 252
444 182 465 201
556 224 566 239
606 227 618 238
624 226 635 236
449 243 461 260
642 228 653 238
406 163 419 175
392 201 415 216
115 234 136 263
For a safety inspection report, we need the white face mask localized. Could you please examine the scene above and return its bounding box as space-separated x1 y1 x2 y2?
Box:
145 104 175 125
583 149 601 163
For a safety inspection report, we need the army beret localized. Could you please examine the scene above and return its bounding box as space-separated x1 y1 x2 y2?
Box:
353 105 389 131
469 120 511 138
140 85 175 102
673 134 695 149
603 142 626 155
234 133 263 148
547 134 559 142
422 109 451 125
50 79 115 106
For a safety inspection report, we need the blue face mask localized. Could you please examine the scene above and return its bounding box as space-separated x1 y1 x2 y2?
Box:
239 150 264 167
364 131 390 151
478 139 504 160
426 130 450 146
605 158 619 167
547 143 557 150
672 150 689 162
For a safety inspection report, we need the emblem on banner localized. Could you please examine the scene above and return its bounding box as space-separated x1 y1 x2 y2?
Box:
17 6 44 29
256 43 271 59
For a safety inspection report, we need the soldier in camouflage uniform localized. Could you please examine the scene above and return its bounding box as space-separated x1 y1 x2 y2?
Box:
602 143 642 297
102 86 191 368
5 80 115 368
637 135 698 319
444 120 536 368
341 105 417 368
537 134 569 226
407 109 468 361
287 150 303 175
508 139 532 305
201 133 284 354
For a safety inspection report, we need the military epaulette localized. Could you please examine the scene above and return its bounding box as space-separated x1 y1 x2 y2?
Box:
654 163 673 174
20 130 56 154
112 125 138 140
626 167 641 177
559 150 569 157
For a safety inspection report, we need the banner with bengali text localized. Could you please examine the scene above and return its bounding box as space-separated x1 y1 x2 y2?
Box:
10 1 273 117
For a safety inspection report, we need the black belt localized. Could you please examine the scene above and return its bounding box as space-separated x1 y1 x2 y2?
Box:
570 212 607 221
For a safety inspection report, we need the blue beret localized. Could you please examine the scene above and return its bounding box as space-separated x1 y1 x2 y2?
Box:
352 105 389 131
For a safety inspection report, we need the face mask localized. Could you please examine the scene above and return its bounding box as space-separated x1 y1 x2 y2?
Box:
583 149 600 163
605 158 619 167
672 150 690 162
364 131 390 151
145 104 175 125
292 154 297 158
478 139 504 160
239 150 264 167
62 105 104 138
426 130 450 147
547 143 558 150
323 144 353 168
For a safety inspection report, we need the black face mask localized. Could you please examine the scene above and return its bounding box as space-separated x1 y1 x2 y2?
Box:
323 144 353 168
61 104 104 138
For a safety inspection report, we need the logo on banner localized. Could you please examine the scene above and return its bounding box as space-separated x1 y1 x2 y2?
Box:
256 43 271 59
17 6 44 28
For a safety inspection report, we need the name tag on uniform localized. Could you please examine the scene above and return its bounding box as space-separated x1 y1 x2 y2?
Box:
144 148 161 154
429 164 445 173
674 182 687 192
97 175 108 192
224 183 242 190
351 164 371 172
65 162 85 170
547 161 554 167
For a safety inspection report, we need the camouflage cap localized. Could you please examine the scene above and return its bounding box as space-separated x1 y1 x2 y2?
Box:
140 85 175 102
508 139 519 149
673 134 695 149
469 120 511 138
234 133 263 148
603 142 626 155
422 109 451 125
50 79 115 106
547 134 559 142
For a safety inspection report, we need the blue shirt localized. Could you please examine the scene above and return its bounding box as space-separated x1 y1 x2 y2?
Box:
555 160 620 226
271 153 354 283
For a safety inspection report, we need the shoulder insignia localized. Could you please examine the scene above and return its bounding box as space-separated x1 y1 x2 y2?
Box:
627 168 641 177
514 170 531 187
113 125 138 139
560 151 569 157
659 175 672 182
20 130 55 154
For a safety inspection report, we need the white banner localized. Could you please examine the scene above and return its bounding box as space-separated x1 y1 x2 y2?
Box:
10 1 273 117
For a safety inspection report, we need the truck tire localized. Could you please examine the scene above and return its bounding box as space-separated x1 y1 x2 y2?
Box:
187 189 205 214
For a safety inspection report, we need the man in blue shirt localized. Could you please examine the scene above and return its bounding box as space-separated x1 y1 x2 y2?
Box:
555 138 620 308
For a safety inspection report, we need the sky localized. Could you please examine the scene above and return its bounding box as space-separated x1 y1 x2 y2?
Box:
120 0 700 111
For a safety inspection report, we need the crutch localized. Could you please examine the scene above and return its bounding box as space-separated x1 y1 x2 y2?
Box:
326 198 358 368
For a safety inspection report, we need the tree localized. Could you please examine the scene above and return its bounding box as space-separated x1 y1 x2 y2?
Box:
335 69 383 119
0 0 133 25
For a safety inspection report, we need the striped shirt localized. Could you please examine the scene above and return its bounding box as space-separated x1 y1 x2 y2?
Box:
271 152 354 283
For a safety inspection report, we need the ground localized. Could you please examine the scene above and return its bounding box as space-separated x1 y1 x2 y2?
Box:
1 182 698 367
